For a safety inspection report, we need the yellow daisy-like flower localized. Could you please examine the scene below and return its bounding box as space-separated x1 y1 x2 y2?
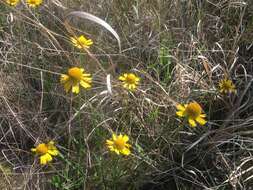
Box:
26 0 42 7
106 133 131 156
176 102 207 127
119 73 140 91
60 67 92 94
31 141 59 165
70 35 93 49
6 0 20 6
218 78 236 94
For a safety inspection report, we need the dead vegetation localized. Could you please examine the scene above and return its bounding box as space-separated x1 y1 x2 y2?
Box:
0 0 253 189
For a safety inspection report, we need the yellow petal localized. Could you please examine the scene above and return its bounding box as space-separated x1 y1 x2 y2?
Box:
31 148 36 152
48 149 59 156
119 76 126 81
123 135 129 142
63 81 72 92
121 148 130 155
176 111 184 117
129 84 136 90
176 104 185 111
200 114 206 118
40 153 52 165
60 74 69 83
72 84 80 94
188 118 197 127
112 134 117 141
80 81 91 89
106 140 113 146
196 117 207 126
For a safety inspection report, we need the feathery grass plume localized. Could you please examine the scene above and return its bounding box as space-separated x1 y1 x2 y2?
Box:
218 78 236 94
65 11 121 52
31 141 59 165
6 0 19 6
26 0 43 7
176 102 207 127
70 35 93 49
119 73 140 91
106 133 131 155
60 67 92 94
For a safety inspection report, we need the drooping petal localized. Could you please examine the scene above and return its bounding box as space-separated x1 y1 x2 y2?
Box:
176 104 185 111
119 76 126 81
176 111 184 117
188 118 197 127
115 149 120 155
60 74 69 83
121 148 130 155
48 149 59 156
80 80 91 89
72 84 80 94
64 81 72 92
196 117 207 126
40 153 52 165
200 114 206 118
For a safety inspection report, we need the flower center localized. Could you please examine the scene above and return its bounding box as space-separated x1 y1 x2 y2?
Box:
185 102 201 119
68 67 83 80
36 144 48 154
114 138 125 150
125 74 137 84
222 81 232 90
29 0 37 4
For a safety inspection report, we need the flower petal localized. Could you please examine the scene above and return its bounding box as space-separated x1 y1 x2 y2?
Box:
48 149 59 156
196 117 207 126
123 135 129 142
188 118 197 127
72 84 80 94
176 104 185 111
121 148 130 155
106 140 114 146
40 153 52 165
119 76 126 81
80 81 91 89
200 114 206 118
60 74 69 83
112 134 117 141
64 81 72 92
176 111 184 117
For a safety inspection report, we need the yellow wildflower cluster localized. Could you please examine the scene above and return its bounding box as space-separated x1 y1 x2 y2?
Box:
5 0 237 163
6 0 43 7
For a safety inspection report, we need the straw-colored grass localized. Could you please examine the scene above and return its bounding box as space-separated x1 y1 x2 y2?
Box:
0 0 253 189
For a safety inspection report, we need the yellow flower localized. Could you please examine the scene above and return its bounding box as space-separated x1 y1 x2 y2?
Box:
31 141 59 165
6 0 19 6
106 133 131 155
218 79 236 94
70 35 93 49
26 0 42 7
176 102 207 127
119 73 140 91
60 67 92 94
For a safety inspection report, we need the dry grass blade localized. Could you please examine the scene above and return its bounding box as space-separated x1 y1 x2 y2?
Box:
65 11 121 52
